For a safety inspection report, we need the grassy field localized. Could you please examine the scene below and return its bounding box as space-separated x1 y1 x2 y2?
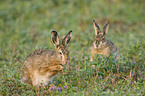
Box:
0 0 145 95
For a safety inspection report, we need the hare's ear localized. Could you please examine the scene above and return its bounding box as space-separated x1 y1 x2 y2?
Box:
62 30 72 47
103 21 109 35
93 20 100 35
51 31 60 47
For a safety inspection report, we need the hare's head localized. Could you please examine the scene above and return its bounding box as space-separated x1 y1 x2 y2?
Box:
51 30 72 65
92 20 109 49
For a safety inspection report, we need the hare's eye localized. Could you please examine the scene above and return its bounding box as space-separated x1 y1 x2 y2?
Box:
59 52 62 55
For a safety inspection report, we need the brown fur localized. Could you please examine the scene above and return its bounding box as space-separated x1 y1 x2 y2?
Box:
21 30 72 86
90 20 120 61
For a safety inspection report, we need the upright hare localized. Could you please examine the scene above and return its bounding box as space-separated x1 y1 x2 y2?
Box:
21 30 72 86
90 20 120 61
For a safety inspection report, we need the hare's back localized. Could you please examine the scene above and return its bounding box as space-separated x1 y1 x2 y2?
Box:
27 49 54 57
24 49 56 67
107 40 118 52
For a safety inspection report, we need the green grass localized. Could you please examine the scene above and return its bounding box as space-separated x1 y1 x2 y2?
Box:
0 0 145 95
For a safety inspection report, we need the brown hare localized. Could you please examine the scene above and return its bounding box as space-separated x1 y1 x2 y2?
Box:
89 20 120 61
21 30 72 86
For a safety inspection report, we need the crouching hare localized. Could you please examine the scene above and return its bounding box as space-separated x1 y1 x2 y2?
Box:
90 20 120 61
21 30 72 86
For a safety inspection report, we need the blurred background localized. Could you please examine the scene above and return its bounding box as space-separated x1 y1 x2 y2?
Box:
0 0 144 56
0 0 145 95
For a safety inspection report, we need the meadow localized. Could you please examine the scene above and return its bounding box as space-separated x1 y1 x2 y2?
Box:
0 0 145 95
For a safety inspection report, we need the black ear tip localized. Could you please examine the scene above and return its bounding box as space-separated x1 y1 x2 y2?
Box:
68 30 72 33
93 19 95 23
51 30 57 33
51 30 58 34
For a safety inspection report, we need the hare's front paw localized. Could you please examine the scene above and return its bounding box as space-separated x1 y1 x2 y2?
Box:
56 65 63 72
49 65 63 72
